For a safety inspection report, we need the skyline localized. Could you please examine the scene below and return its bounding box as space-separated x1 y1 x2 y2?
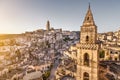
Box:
0 0 120 34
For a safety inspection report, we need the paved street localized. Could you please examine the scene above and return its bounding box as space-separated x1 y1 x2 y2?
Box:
48 59 60 80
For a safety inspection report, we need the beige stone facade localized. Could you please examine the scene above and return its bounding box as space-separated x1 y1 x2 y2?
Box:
102 46 120 61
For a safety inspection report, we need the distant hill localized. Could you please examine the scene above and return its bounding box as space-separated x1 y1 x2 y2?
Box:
0 34 22 40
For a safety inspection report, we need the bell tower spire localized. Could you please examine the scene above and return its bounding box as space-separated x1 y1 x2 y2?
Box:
89 2 90 9
83 3 95 26
80 4 97 44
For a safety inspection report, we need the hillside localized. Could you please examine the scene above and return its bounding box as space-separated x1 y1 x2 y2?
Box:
0 34 22 40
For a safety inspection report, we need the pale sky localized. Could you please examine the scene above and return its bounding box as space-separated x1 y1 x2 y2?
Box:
0 0 120 34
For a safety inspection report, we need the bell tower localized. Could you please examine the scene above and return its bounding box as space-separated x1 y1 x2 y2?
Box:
46 20 50 31
80 4 97 44
76 4 99 80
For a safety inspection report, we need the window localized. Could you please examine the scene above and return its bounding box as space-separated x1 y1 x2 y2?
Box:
83 72 89 80
115 58 117 61
84 53 89 66
86 36 89 42
110 51 112 54
87 17 89 21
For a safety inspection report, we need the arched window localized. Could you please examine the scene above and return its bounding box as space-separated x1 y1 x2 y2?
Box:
83 72 89 80
84 53 89 66
86 36 89 42
115 57 117 61
87 17 89 21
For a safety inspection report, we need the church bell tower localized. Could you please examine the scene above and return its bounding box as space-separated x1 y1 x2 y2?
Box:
46 20 50 31
76 4 99 80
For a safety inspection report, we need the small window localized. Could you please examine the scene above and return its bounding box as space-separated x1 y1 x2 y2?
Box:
110 51 112 54
86 36 89 42
83 72 89 80
115 58 117 61
87 17 89 21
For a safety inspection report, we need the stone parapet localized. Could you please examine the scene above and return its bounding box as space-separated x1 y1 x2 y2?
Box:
76 43 99 50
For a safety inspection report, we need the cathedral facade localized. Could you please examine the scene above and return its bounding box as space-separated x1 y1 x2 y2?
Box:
76 5 99 80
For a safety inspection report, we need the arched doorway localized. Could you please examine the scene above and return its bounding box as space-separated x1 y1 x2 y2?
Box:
84 53 89 66
83 72 89 80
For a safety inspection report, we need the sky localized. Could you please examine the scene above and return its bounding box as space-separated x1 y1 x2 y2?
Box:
0 0 120 34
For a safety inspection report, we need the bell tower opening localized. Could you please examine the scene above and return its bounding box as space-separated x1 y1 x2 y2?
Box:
87 17 89 21
84 53 89 66
83 72 89 80
86 36 89 42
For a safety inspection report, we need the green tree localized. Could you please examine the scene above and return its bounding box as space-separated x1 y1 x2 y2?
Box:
99 50 105 58
63 37 70 42
42 71 50 80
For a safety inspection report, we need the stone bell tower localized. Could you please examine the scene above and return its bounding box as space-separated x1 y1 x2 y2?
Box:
46 20 50 31
76 4 99 80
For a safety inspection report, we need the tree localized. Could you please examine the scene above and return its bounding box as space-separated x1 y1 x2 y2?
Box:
99 50 105 58
42 71 50 80
63 37 70 42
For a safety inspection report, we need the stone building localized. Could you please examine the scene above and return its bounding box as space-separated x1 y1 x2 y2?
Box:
102 46 120 61
46 20 50 31
117 30 120 45
76 4 99 80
